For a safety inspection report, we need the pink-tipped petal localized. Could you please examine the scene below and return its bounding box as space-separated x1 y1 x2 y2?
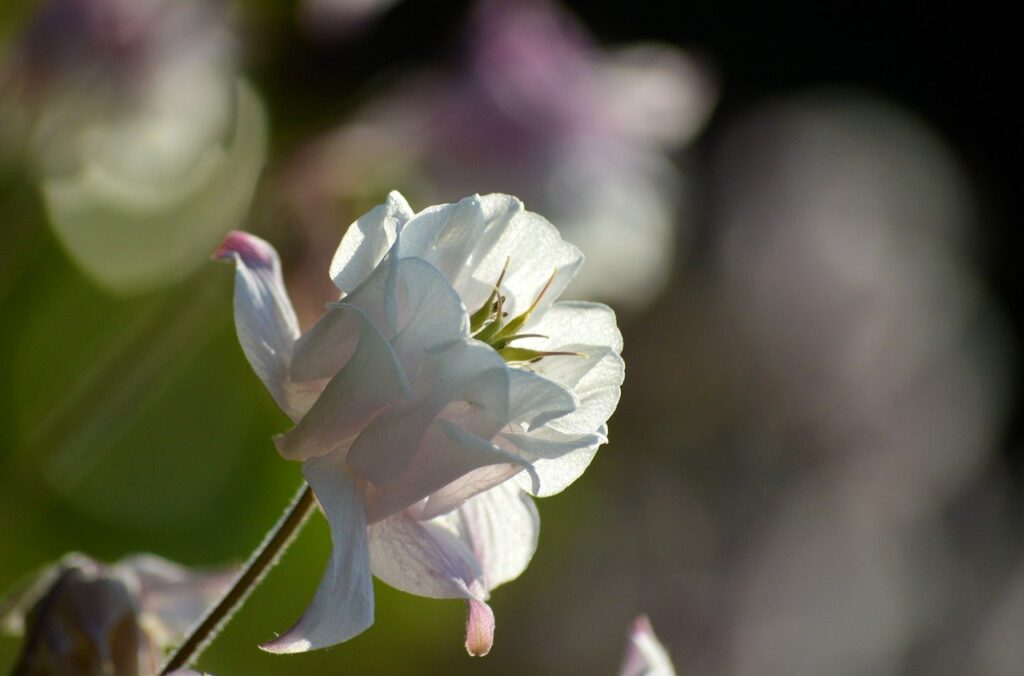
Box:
465 596 494 656
260 456 373 653
216 231 305 421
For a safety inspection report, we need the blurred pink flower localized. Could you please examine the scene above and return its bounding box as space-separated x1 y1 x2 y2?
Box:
1 553 236 675
285 0 714 311
620 615 676 676
218 191 624 654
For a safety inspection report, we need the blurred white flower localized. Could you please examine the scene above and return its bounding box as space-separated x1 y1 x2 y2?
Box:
0 552 236 675
285 0 714 310
217 191 624 654
4 0 267 294
620 615 676 676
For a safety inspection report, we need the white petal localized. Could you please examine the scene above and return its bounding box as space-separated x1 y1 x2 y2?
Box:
536 347 625 436
432 480 540 591
367 508 495 655
619 615 677 676
290 252 398 382
362 419 531 524
395 195 518 291
507 369 578 431
461 205 584 318
347 340 509 486
261 456 373 653
506 425 607 497
367 510 484 600
274 304 411 462
388 257 471 370
523 301 623 353
330 190 413 294
215 232 307 420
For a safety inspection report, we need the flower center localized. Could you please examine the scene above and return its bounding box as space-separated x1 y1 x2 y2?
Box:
469 259 581 364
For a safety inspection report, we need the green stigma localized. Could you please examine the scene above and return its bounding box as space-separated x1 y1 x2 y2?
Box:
470 260 584 364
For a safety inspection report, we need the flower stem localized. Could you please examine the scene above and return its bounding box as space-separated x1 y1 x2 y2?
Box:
159 483 315 674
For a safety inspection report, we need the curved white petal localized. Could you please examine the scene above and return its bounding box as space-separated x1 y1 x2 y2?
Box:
524 300 624 353
388 257 471 370
363 420 532 524
432 480 540 591
290 251 398 382
367 510 484 600
536 347 625 436
396 194 523 301
261 455 373 653
462 205 584 318
215 231 308 420
367 507 498 656
347 340 509 486
509 424 607 497
330 190 413 294
507 369 578 431
274 304 411 462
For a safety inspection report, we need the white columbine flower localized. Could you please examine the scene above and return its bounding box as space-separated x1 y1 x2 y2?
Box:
217 191 624 655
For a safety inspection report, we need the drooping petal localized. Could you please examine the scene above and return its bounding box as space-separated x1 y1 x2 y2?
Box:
507 424 607 497
347 340 510 486
464 596 495 656
535 347 625 436
363 419 532 524
366 509 495 655
261 455 373 653
522 300 624 353
330 190 413 294
274 304 411 462
619 615 676 676
215 231 309 420
433 480 541 591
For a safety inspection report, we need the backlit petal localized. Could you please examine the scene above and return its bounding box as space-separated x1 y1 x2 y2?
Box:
330 190 413 294
274 304 411 462
260 456 373 653
215 231 308 420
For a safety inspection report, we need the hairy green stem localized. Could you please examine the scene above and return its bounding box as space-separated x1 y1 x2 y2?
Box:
159 483 315 673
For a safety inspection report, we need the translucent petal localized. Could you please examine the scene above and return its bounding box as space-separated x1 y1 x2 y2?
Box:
509 424 607 497
363 420 531 524
274 304 411 462
215 231 307 420
261 455 373 653
347 340 509 486
330 190 413 294
506 369 578 431
523 301 624 353
535 347 624 436
432 480 540 591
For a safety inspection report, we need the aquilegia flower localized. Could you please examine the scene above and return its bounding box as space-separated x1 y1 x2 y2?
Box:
217 191 624 655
